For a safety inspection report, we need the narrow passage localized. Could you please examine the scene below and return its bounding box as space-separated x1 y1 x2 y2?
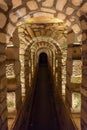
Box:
28 63 59 130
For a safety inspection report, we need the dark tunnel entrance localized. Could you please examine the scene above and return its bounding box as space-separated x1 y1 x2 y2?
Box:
39 53 48 64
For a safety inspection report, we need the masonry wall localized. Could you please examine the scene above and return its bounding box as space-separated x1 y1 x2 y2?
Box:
80 14 87 130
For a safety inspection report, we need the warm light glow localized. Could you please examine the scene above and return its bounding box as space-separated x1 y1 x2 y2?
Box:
7 44 14 47
24 16 63 24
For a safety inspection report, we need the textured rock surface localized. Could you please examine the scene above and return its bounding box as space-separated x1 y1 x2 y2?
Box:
42 0 54 7
27 1 38 10
0 0 86 130
0 13 6 28
56 0 67 11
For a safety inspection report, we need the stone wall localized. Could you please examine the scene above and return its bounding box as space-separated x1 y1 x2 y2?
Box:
0 0 87 129
81 14 87 130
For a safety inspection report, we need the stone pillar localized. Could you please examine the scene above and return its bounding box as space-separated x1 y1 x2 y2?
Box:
53 49 62 98
66 29 75 109
56 51 62 95
71 44 81 112
24 48 29 95
80 14 87 130
28 50 32 88
55 53 59 94
12 29 22 112
0 42 8 130
66 44 73 109
14 59 22 111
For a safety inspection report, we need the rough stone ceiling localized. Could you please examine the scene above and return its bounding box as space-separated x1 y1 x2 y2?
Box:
18 22 67 51
0 0 85 44
8 0 85 35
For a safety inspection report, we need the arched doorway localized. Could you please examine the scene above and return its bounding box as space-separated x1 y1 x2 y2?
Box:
39 53 48 65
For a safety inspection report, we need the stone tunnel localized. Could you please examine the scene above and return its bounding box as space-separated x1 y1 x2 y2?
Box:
0 0 87 130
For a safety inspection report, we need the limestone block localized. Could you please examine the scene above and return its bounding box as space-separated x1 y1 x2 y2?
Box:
7 78 16 92
20 43 26 50
0 91 6 103
6 47 19 60
0 77 6 90
16 8 26 18
0 44 6 54
77 34 82 42
41 7 56 14
57 13 66 21
70 16 76 22
66 7 74 15
27 1 38 10
71 0 83 6
14 61 21 75
34 12 54 18
56 0 67 11
6 23 15 36
42 0 54 7
76 10 80 17
0 33 10 43
72 46 81 59
81 20 87 30
72 24 81 33
19 49 25 55
80 3 87 13
6 63 15 78
82 33 87 41
18 27 24 33
0 55 6 63
37 0 41 2
12 29 20 47
25 36 31 42
0 13 6 29
9 12 18 23
26 27 35 38
12 0 22 8
0 63 5 77
65 20 71 26
0 0 8 11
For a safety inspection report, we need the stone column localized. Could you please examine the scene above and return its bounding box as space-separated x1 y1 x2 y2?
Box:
14 59 22 111
56 51 62 95
66 44 73 109
28 50 32 88
71 44 81 112
55 53 59 94
0 42 8 130
80 14 87 130
12 29 22 112
65 29 75 109
24 48 29 95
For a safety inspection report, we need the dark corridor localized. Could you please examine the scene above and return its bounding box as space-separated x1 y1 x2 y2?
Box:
13 52 77 130
39 53 48 64
13 56 60 130
28 64 59 130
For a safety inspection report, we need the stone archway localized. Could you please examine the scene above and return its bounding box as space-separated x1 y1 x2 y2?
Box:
0 0 87 130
